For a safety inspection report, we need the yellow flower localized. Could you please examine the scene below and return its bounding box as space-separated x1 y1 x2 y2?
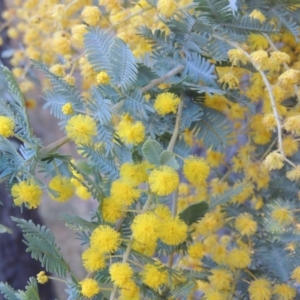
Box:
96 71 110 84
141 263 168 289
0 116 15 137
283 137 298 157
132 239 157 257
273 284 296 300
188 242 205 259
286 165 300 182
159 216 188 245
48 176 74 202
66 114 97 145
49 64 65 77
154 204 172 220
119 162 148 187
82 247 106 272
218 73 239 89
269 51 290 71
52 31 71 55
71 24 87 48
250 50 269 70
80 278 100 299
109 262 133 287
110 180 141 205
228 49 249 66
117 115 145 145
183 156 210 186
248 34 269 51
248 278 272 300
36 271 48 284
271 207 293 225
284 116 300 136
90 225 121 253
148 166 179 196
64 74 76 85
11 179 42 209
249 9 266 22
61 102 74 115
206 148 225 168
291 266 300 283
157 0 177 17
208 269 233 291
131 212 160 244
154 92 180 115
227 248 251 268
262 113 277 132
235 213 257 236
120 280 140 299
263 151 284 170
81 6 101 26
278 69 300 87
203 289 228 300
102 197 125 223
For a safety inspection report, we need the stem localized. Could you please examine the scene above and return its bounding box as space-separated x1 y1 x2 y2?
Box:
167 99 184 152
39 136 70 157
48 276 68 284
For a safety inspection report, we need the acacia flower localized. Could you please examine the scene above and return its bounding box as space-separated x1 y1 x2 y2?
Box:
218 73 239 89
48 176 74 202
71 24 87 48
262 113 277 132
61 102 74 115
278 69 300 87
250 50 269 70
109 262 133 287
119 162 149 187
0 116 15 137
263 151 284 170
11 179 42 209
90 225 121 253
82 247 106 272
66 114 97 145
291 266 300 283
235 213 257 236
159 216 188 245
81 6 101 26
154 92 180 115
248 278 272 300
273 284 296 300
188 242 205 259
102 197 125 223
141 263 168 289
249 9 266 22
227 248 251 268
208 268 233 291
110 179 141 205
183 156 210 185
157 0 177 17
148 166 179 196
80 278 100 299
286 165 300 182
228 49 249 66
271 207 293 225
52 31 71 55
37 271 48 284
96 71 110 84
120 280 140 299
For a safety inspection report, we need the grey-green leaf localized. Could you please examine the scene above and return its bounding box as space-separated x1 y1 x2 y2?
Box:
142 140 164 166
0 223 12 234
159 151 179 170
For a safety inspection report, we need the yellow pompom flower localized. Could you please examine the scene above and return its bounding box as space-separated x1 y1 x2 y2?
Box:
120 280 140 299
250 50 269 70
49 64 65 77
131 213 160 244
120 162 148 187
278 69 300 87
271 207 293 225
96 71 110 84
203 289 228 300
159 216 188 245
48 176 74 202
102 197 125 223
291 266 300 283
284 116 300 136
235 213 257 236
262 113 277 132
109 262 133 287
117 115 145 145
248 278 272 300
62 102 74 115
148 166 179 196
154 92 180 115
249 9 266 22
263 152 284 170
37 271 48 284
11 179 42 209
227 248 251 268
154 204 172 221
132 239 157 256
81 6 101 26
52 31 71 55
0 116 15 137
80 278 100 299
66 114 97 145
64 75 76 86
208 268 233 291
141 263 168 289
228 49 249 66
273 284 296 300
157 0 177 17
286 165 300 182
110 179 141 205
283 137 298 157
183 156 210 186
218 73 239 89
82 247 106 272
71 24 87 48
269 51 290 71
90 225 121 253
188 242 205 259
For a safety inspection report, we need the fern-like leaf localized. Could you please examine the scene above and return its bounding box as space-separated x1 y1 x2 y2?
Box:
142 140 164 166
12 217 71 277
0 283 19 300
61 214 98 232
